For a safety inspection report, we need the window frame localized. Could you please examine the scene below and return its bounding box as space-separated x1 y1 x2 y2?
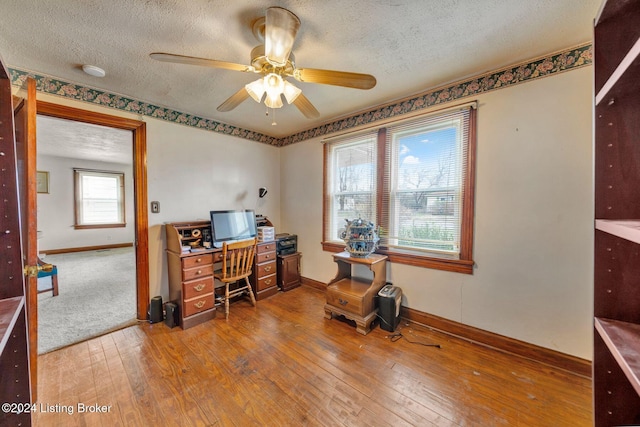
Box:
73 168 126 229
322 104 477 274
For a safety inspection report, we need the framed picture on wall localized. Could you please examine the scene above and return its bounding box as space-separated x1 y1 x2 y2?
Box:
36 171 49 194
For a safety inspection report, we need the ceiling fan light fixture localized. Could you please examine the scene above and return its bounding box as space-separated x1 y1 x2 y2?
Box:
245 78 265 103
264 73 284 99
264 94 283 109
282 80 301 104
265 7 300 67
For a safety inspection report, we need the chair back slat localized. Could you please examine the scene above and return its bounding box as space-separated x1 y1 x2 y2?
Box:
220 238 256 282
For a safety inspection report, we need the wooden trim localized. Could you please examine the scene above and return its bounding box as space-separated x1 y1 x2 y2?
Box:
376 128 387 230
322 143 329 244
401 306 592 378
36 101 149 320
40 242 134 255
320 242 474 274
301 276 326 291
459 107 477 261
74 223 127 230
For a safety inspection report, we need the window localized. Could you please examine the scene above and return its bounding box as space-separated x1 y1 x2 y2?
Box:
323 104 476 273
74 169 125 229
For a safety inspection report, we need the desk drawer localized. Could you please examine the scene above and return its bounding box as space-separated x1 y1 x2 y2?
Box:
183 253 213 269
183 277 213 300
326 284 366 316
257 273 276 291
256 260 276 277
183 264 213 281
183 294 214 317
257 242 276 254
256 251 276 264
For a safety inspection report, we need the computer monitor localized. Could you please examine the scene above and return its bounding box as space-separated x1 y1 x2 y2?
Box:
209 209 257 248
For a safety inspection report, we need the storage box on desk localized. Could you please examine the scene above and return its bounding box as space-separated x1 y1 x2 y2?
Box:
257 226 275 242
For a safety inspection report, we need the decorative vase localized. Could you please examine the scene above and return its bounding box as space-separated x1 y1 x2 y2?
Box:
339 218 380 258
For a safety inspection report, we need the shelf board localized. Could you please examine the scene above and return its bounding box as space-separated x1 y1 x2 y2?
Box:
0 296 25 356
595 317 640 397
595 219 640 244
596 36 640 105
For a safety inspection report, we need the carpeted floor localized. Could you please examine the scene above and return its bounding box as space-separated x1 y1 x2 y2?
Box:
37 247 137 354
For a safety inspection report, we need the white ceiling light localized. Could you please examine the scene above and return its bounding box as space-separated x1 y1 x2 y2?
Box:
82 64 106 77
245 73 301 110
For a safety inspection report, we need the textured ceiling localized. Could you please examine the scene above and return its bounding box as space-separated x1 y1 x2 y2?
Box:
37 115 133 164
1 0 600 140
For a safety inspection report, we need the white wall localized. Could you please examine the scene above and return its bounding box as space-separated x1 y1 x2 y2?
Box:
145 118 281 299
36 155 134 250
280 67 594 359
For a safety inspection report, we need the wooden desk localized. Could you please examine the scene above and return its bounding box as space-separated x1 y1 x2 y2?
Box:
166 221 279 329
324 252 388 335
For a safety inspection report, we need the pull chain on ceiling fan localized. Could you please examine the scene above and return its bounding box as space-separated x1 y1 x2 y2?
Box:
150 6 376 120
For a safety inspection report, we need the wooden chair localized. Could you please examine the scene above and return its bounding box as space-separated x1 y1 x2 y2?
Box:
214 238 257 319
37 257 59 296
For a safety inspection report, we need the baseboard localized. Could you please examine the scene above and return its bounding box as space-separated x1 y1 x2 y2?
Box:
302 276 591 378
301 276 327 291
401 306 592 378
41 242 133 255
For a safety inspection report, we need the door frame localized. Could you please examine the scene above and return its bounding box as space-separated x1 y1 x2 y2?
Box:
36 101 149 320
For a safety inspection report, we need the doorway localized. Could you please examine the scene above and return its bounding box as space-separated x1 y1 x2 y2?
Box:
35 101 149 351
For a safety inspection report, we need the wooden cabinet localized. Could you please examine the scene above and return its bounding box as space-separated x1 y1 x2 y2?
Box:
166 221 221 329
593 2 640 425
0 60 32 426
250 241 278 300
277 252 301 292
324 252 387 335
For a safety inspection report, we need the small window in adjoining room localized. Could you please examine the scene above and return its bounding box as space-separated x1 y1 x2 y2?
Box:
323 103 477 274
74 168 125 229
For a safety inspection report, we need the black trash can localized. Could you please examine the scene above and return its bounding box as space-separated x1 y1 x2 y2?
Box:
377 285 401 332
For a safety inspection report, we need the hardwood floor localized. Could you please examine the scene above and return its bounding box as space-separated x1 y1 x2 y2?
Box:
34 286 592 426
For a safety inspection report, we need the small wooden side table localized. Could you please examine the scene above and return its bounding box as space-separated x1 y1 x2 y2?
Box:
324 251 388 335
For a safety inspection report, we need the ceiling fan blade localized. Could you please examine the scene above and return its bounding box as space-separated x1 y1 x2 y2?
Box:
292 93 320 119
217 87 250 112
150 52 253 73
265 7 300 67
294 68 377 90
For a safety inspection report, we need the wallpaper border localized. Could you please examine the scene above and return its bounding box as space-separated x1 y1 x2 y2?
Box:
9 43 592 147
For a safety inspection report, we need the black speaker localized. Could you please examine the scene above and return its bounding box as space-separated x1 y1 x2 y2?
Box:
164 302 178 328
148 295 163 323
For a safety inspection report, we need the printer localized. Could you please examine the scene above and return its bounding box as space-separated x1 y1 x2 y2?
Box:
275 233 297 255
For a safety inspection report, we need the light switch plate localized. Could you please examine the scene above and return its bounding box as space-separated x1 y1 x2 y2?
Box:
151 201 160 213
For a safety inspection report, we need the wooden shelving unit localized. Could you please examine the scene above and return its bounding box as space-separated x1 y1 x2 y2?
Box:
0 56 32 426
593 1 640 425
595 219 640 244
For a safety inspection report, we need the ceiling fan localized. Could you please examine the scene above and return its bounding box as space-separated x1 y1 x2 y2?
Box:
150 7 376 120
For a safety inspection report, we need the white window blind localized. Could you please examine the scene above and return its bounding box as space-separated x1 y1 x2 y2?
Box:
382 108 471 256
324 131 378 243
74 169 125 227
